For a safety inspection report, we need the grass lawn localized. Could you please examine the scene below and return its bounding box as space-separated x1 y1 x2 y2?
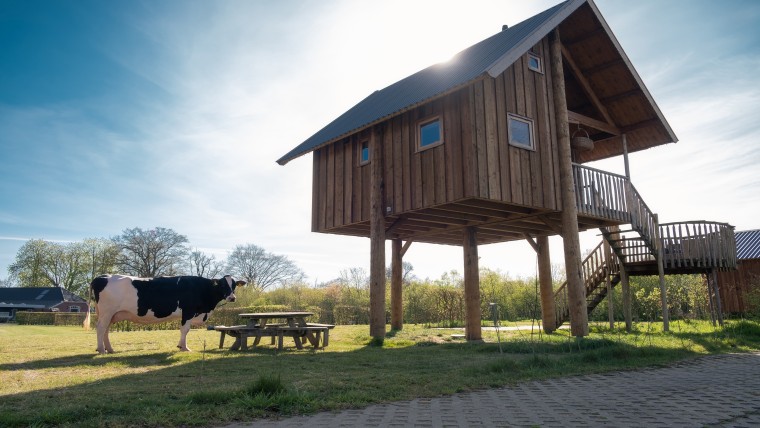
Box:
1 319 759 427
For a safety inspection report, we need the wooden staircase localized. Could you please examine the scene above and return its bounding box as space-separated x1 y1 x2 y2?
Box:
552 170 737 331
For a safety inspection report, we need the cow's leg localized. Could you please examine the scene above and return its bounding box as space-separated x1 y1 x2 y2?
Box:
177 320 193 351
95 311 113 354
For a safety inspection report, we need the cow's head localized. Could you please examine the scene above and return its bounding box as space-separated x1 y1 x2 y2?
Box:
220 275 246 302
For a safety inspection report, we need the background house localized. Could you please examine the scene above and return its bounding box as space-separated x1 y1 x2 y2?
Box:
716 230 760 314
0 287 89 322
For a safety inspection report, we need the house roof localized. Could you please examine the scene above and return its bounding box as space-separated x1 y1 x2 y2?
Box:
277 0 676 166
0 287 86 309
736 230 760 260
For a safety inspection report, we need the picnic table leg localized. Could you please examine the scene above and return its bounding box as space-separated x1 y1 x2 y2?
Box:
323 329 329 347
218 331 226 349
229 332 242 351
278 330 285 351
293 332 304 350
241 332 249 351
253 336 261 347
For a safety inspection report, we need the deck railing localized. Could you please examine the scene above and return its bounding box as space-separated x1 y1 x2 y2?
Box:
659 221 737 270
572 164 630 223
572 164 659 255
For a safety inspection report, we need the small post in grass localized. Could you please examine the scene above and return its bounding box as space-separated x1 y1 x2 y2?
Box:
489 303 502 353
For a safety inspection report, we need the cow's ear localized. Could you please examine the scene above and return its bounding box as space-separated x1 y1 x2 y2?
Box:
235 280 246 287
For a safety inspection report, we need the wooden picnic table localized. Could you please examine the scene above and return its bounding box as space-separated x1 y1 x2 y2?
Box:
214 311 334 351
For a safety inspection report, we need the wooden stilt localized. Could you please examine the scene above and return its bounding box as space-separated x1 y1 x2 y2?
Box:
463 227 481 341
369 127 386 339
604 239 614 329
391 238 403 330
536 235 556 333
550 28 588 337
653 214 669 332
711 269 724 326
620 263 632 332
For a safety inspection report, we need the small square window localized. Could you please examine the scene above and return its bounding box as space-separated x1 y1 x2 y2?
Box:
360 140 370 165
527 52 543 73
508 114 534 150
418 117 443 150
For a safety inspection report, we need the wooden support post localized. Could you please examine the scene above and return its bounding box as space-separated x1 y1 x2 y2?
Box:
537 235 556 333
711 269 724 326
369 127 386 339
550 28 588 337
463 227 481 341
653 214 669 332
620 263 632 332
604 239 614 329
391 238 403 331
622 133 630 179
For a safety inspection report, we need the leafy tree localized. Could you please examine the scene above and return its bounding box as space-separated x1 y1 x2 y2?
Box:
7 239 113 296
225 244 304 291
112 227 189 277
8 239 50 288
187 249 224 278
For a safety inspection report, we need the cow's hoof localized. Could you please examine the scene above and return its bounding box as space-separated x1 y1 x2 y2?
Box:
177 346 191 352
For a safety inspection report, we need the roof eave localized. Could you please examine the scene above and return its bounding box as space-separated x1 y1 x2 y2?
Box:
485 0 586 78
584 0 678 144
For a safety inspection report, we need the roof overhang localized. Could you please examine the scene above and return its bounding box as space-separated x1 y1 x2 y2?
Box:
277 0 677 166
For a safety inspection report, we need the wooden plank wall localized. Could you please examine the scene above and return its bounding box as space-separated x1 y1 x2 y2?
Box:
716 259 760 313
312 37 560 233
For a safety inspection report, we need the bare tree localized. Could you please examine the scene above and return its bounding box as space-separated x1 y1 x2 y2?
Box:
187 250 224 278
81 238 119 280
112 227 189 277
386 261 416 284
225 244 304 291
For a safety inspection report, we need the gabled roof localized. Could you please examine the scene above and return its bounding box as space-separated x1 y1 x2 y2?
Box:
277 0 676 165
0 287 86 309
736 230 760 260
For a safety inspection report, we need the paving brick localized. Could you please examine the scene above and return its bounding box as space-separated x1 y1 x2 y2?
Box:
228 352 760 428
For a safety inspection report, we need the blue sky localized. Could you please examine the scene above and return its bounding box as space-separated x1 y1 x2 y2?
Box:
1 0 759 284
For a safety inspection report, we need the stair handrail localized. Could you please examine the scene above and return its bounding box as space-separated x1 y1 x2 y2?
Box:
625 181 657 254
553 239 618 328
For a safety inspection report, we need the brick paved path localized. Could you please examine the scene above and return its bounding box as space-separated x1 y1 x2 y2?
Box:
227 352 760 427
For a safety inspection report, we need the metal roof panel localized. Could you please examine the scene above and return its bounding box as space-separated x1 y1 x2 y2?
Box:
277 0 576 165
736 229 760 260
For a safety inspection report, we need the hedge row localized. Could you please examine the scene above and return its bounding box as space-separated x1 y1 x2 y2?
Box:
15 312 87 326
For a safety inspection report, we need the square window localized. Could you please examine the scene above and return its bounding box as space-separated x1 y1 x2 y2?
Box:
418 117 443 150
527 52 543 73
508 114 534 150
360 140 370 165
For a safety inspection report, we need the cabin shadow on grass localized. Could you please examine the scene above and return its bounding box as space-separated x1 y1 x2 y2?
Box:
2 323 759 428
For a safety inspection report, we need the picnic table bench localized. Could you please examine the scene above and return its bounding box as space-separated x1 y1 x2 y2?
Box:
214 312 334 351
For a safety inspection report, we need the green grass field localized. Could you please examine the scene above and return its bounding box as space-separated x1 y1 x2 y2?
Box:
2 320 759 427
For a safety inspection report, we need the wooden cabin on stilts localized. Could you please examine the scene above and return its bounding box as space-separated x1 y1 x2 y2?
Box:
278 0 736 340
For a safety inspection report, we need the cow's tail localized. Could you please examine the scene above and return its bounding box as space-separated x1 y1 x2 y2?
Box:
84 276 102 330
83 286 91 330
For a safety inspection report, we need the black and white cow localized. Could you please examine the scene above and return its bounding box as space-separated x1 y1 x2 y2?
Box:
89 274 245 354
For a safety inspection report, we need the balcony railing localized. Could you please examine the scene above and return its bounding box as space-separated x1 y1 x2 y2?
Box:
659 221 736 270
